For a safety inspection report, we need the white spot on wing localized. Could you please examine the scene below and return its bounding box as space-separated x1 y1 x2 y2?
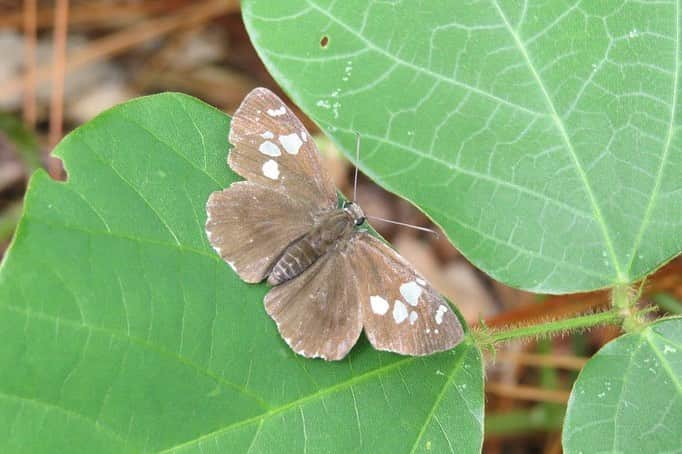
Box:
262 159 279 179
301 131 307 142
416 278 426 286
435 305 447 325
259 140 281 157
409 311 418 325
260 131 274 139
370 296 389 315
267 106 286 116
279 133 303 155
400 281 423 306
393 300 408 324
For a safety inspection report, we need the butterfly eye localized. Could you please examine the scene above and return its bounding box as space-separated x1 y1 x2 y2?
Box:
343 202 366 226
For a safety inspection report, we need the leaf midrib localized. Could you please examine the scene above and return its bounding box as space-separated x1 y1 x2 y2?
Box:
647 330 682 393
624 0 680 277
408 346 473 453
160 346 474 453
489 0 624 282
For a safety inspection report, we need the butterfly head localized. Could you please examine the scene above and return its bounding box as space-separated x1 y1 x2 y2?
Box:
343 201 366 226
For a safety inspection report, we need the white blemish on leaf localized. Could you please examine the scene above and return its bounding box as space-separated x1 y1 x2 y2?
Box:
260 131 274 139
316 99 331 109
267 106 286 116
370 296 389 315
663 344 677 354
343 60 353 81
409 311 418 325
258 140 281 157
392 300 408 324
435 305 447 325
262 159 279 179
279 133 303 155
400 281 423 306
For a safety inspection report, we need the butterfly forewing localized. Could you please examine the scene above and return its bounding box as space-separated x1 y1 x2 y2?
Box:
264 246 362 360
354 233 464 356
207 87 465 361
228 87 337 210
206 181 316 283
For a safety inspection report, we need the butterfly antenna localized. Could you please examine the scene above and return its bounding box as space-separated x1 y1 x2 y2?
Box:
353 131 360 202
352 132 437 238
366 215 440 239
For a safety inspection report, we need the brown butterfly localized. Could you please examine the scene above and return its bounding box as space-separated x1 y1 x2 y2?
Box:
206 87 464 360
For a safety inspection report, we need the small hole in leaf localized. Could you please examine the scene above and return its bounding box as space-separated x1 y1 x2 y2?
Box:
320 36 329 48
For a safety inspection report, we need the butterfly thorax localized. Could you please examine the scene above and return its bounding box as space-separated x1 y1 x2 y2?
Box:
266 202 365 286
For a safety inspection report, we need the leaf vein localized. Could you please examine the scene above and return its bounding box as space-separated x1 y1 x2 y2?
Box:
491 0 624 281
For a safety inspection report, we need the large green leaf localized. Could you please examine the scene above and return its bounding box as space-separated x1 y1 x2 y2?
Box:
243 0 682 293
0 94 484 453
562 318 682 452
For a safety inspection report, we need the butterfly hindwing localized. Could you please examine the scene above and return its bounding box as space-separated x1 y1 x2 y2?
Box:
264 245 362 360
206 181 316 283
354 233 464 356
228 87 337 210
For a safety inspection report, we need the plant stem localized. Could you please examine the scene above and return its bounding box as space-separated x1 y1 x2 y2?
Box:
612 284 631 310
486 309 622 344
612 284 644 332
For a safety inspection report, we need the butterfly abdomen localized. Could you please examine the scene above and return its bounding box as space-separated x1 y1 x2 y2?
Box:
267 210 353 286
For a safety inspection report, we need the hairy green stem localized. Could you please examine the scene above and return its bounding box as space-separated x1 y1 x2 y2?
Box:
486 309 622 344
612 284 644 332
612 285 631 310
